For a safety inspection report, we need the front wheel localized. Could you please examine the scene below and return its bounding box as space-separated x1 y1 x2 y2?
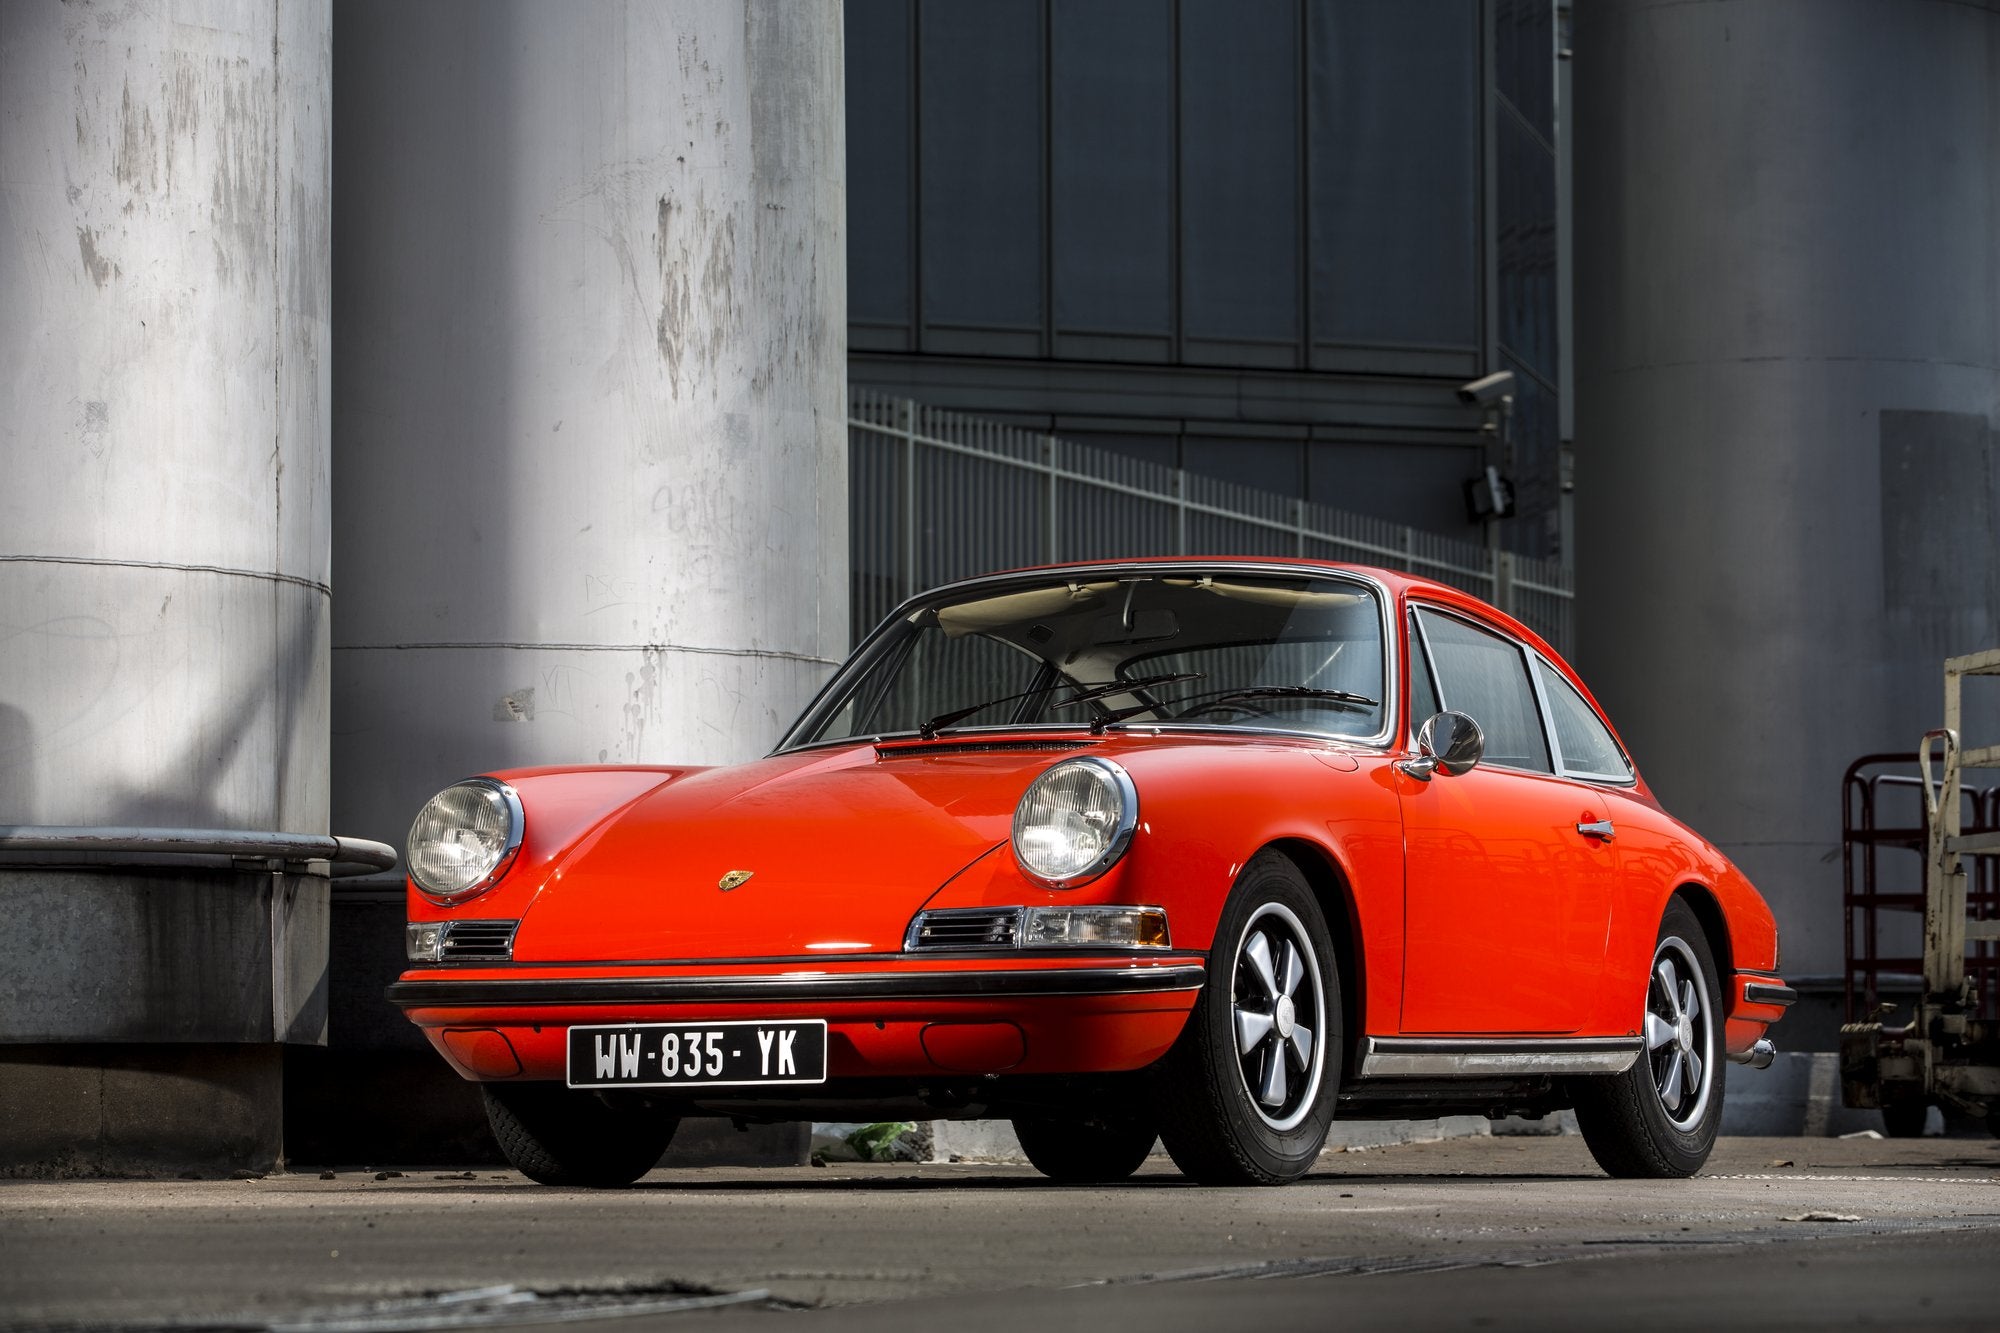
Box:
483 1083 677 1187
1572 898 1725 1178
1154 851 1342 1185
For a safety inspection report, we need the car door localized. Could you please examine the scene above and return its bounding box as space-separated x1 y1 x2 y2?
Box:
1397 606 1618 1035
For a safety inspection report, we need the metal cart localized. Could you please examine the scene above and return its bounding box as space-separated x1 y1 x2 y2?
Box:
1841 649 2000 1136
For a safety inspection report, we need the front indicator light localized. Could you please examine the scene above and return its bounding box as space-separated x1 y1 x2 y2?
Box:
904 905 1170 951
1025 906 1170 949
406 922 445 962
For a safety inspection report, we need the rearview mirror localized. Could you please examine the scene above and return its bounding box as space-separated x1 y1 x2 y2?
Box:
1400 711 1484 781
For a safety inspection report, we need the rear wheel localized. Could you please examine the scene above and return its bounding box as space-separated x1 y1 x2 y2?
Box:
1154 851 1341 1185
483 1083 677 1187
1012 1114 1158 1183
1572 898 1725 1178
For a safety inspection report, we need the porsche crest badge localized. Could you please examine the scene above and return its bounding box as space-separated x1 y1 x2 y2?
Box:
717 869 755 892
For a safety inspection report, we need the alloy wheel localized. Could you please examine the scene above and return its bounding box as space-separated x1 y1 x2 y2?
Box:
1644 935 1715 1132
1229 902 1326 1132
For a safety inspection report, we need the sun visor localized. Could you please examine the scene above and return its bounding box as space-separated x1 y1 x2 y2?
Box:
934 581 1117 637
1160 576 1369 611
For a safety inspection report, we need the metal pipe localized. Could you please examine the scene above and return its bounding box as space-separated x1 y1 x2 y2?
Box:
0 827 398 878
1728 1039 1776 1071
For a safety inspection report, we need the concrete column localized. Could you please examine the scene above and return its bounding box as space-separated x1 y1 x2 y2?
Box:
0 0 332 1171
321 2 845 1163
1574 0 2000 1031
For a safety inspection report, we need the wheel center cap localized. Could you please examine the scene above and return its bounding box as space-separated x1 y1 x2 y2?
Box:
1275 995 1297 1039
1677 1016 1694 1052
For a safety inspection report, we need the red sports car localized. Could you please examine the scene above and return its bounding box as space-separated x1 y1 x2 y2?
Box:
390 559 1793 1186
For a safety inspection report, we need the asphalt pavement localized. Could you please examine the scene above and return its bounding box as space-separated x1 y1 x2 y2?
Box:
2 1134 1997 1331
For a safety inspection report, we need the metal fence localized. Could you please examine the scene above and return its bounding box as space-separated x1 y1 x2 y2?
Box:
849 390 1574 656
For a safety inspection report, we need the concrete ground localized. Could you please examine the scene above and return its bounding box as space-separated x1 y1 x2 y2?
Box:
2 1135 1997 1331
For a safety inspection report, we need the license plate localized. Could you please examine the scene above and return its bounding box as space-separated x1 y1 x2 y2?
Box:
566 1019 828 1090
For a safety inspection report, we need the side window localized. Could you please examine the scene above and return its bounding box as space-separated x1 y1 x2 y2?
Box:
1406 611 1441 731
1535 658 1635 783
1414 609 1551 773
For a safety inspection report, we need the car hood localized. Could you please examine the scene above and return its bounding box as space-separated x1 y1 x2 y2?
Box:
511 741 1087 961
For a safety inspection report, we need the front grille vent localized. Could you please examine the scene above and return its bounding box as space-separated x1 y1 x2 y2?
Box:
876 740 1092 760
906 908 1022 951
440 920 518 961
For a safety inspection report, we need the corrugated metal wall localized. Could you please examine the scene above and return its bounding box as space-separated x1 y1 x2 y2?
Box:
851 391 1572 653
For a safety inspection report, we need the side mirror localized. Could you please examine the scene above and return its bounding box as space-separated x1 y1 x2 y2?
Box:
1399 711 1484 781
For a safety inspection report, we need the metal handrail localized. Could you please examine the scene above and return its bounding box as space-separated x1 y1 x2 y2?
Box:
0 826 399 878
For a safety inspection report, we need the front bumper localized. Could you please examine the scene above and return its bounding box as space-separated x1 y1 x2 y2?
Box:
389 955 1207 1084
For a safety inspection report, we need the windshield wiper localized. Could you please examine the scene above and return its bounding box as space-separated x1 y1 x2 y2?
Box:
1167 685 1379 717
917 671 1206 741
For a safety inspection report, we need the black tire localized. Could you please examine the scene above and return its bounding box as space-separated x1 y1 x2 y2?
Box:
1880 1099 1930 1139
1154 850 1342 1185
482 1083 677 1187
1572 898 1725 1178
1012 1115 1158 1183
1984 1109 2000 1140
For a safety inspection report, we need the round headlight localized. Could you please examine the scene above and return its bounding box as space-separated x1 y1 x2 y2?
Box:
1011 757 1138 887
407 779 523 901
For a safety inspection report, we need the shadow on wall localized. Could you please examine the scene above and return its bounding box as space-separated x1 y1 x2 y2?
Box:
329 0 530 856
0 703 31 816
93 595 328 834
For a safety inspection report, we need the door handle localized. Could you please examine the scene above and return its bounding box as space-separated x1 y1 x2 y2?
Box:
1576 819 1615 841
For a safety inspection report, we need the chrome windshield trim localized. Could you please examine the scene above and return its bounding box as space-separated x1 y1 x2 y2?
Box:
774 562 1399 755
1357 1036 1643 1078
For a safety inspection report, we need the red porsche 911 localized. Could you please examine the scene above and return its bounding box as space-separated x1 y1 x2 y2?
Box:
389 559 1794 1186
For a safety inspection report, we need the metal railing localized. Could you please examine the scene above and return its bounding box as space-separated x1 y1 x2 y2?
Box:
849 391 1573 655
0 826 399 878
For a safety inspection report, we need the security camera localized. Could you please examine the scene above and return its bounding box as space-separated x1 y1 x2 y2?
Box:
1456 370 1516 406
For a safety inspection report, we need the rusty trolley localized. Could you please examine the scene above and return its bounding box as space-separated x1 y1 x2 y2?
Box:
1841 649 2000 1136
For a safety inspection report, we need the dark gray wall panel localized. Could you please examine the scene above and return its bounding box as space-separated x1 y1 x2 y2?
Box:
1498 0 1554 141
1308 0 1479 349
1179 0 1300 357
847 0 913 338
1498 111 1556 381
1880 410 1999 662
1184 436 1304 497
1051 0 1173 346
919 0 1043 339
1311 441 1481 536
1064 428 1179 470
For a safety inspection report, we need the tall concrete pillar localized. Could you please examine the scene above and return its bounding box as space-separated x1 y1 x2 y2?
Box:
1574 0 2000 1039
318 2 846 1159
0 1 333 1169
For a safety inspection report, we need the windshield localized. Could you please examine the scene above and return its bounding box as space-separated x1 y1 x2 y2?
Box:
791 571 1388 747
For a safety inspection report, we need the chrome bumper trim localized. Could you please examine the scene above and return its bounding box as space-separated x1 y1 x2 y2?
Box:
1358 1036 1643 1078
388 962 1207 1009
1742 982 1797 1008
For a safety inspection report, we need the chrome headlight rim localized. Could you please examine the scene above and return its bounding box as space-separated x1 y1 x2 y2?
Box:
1010 756 1139 889
407 777 525 905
